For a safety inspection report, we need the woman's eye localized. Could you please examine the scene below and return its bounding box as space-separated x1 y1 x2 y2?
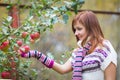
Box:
77 27 82 30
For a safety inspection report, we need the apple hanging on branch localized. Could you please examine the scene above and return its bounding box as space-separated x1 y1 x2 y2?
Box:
16 40 23 47
1 71 11 79
0 40 10 52
21 32 29 39
19 45 30 53
30 32 40 40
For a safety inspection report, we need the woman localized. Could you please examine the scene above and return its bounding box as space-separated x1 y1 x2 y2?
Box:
19 11 117 80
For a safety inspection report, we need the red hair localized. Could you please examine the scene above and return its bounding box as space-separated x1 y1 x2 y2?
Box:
72 11 104 53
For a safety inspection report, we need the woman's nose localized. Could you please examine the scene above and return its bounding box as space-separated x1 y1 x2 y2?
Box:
75 30 79 35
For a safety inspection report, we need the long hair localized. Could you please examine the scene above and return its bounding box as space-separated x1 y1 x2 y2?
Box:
72 11 104 53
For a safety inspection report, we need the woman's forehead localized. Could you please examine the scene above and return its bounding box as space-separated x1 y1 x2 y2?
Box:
74 22 84 28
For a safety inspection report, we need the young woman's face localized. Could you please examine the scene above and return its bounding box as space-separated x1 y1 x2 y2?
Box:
74 21 87 41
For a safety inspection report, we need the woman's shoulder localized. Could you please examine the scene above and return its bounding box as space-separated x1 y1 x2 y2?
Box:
102 39 117 54
102 39 111 47
94 39 117 58
92 40 112 57
95 39 111 52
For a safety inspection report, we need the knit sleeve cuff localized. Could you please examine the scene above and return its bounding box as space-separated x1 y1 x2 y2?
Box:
101 52 117 71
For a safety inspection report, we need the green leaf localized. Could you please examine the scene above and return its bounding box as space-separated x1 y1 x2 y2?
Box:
51 17 59 24
78 0 85 4
32 2 36 9
51 6 59 11
62 14 69 24
28 16 34 21
59 6 67 12
66 11 72 16
6 16 12 22
30 69 38 77
6 5 12 10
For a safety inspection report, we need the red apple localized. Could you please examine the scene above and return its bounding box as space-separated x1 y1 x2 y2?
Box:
2 40 9 47
30 32 40 40
30 33 35 40
17 40 22 46
24 45 30 53
1 71 11 79
0 40 10 51
20 45 30 53
30 39 35 44
21 32 28 38
34 32 40 39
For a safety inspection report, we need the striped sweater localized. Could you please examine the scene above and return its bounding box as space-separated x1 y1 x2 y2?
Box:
71 40 117 80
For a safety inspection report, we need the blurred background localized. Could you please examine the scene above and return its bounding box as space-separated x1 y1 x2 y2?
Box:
0 0 120 80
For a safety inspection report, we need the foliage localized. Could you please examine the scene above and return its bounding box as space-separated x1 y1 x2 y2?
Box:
0 0 84 79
